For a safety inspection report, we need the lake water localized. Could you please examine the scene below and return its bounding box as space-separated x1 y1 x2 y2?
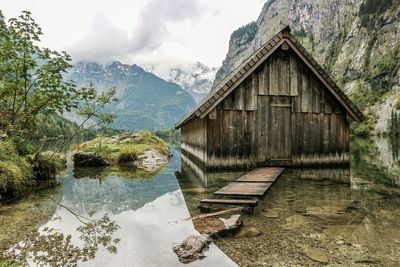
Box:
1 137 400 266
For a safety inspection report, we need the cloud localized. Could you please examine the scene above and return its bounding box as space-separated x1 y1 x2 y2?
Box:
131 0 203 52
68 0 204 63
68 14 131 63
2 0 266 67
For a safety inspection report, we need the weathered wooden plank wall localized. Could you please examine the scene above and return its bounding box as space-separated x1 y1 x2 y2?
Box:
291 113 350 166
205 108 257 170
180 47 351 169
181 118 207 168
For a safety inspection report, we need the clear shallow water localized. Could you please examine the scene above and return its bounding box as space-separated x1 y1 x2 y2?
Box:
0 147 236 266
1 137 400 266
178 137 400 266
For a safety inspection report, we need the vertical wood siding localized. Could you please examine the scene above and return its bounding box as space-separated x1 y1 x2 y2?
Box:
181 118 207 168
204 107 257 170
181 46 351 169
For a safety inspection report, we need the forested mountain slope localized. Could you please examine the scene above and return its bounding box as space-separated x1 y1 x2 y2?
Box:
68 62 196 131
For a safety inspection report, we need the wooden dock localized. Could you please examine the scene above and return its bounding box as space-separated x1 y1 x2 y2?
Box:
200 167 284 210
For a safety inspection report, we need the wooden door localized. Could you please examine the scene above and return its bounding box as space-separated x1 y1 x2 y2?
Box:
257 96 292 166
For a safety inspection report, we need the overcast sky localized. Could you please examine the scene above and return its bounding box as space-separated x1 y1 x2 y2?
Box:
2 0 265 68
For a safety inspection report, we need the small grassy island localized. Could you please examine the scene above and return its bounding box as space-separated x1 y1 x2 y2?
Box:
73 131 171 171
0 131 171 202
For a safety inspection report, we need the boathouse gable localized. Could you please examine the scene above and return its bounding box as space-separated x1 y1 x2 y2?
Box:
177 26 363 170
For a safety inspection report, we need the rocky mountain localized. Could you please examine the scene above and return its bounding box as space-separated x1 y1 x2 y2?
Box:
67 61 196 131
145 62 217 103
215 0 400 135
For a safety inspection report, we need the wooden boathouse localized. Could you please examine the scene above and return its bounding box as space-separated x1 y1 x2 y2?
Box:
176 26 364 170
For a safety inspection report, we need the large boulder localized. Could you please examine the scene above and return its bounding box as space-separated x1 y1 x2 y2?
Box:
136 149 170 171
173 234 212 264
73 152 110 167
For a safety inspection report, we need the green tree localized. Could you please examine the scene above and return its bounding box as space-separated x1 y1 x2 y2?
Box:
0 11 116 139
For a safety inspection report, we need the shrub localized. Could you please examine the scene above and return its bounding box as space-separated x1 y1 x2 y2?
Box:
351 122 372 136
117 151 138 164
136 131 169 155
40 151 67 173
12 137 35 156
29 152 66 181
0 140 32 201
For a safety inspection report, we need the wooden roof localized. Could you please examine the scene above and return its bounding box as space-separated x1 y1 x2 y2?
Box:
176 26 364 129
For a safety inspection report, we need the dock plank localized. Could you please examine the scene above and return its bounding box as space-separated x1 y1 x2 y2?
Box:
236 167 284 183
200 198 259 206
200 167 285 209
214 182 271 197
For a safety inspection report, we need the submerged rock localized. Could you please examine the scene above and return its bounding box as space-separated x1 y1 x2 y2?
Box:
300 245 329 264
73 152 110 167
173 234 212 264
235 226 262 238
193 214 243 237
193 217 225 236
219 214 242 233
261 209 279 218
284 214 309 229
305 206 352 221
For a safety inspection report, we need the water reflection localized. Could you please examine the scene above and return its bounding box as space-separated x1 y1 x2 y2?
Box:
352 136 400 187
1 137 399 266
177 137 400 266
4 211 120 266
0 148 237 266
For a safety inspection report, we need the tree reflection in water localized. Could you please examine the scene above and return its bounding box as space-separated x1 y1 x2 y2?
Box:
3 198 120 266
390 135 400 161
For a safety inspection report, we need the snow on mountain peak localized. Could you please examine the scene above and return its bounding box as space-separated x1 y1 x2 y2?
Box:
144 62 218 103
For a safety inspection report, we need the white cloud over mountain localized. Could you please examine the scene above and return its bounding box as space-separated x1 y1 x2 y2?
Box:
2 0 265 68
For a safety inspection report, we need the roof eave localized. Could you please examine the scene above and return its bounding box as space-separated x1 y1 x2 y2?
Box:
175 25 365 128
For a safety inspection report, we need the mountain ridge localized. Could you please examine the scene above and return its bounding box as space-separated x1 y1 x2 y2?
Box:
144 62 217 103
67 61 197 131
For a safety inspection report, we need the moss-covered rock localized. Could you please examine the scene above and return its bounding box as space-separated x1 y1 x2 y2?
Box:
73 152 110 167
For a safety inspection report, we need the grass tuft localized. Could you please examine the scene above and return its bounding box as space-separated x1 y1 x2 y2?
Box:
0 140 32 201
28 152 66 181
117 150 138 164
